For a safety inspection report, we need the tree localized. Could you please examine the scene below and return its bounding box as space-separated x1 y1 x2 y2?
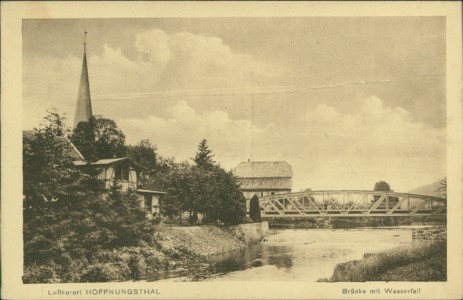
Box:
436 177 447 198
192 139 215 168
69 118 97 161
374 181 391 191
23 111 102 211
23 111 157 283
23 186 157 282
149 161 191 221
127 139 157 171
70 115 127 161
147 140 245 225
249 194 261 222
42 107 67 136
153 163 245 225
214 167 246 225
127 139 158 187
373 180 398 208
187 165 246 225
23 110 102 273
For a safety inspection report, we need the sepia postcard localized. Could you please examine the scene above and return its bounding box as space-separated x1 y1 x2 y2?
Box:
1 1 462 299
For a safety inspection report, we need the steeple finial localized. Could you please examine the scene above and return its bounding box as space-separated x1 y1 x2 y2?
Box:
73 31 93 127
84 30 88 52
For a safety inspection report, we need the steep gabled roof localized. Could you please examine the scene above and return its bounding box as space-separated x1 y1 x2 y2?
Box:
74 46 93 127
73 157 145 170
234 161 293 178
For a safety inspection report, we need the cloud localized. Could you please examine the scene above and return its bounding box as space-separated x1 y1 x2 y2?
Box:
115 94 445 192
22 26 445 193
118 100 260 169
307 96 444 158
135 29 171 66
245 96 445 191
90 29 282 96
298 96 445 190
23 28 283 129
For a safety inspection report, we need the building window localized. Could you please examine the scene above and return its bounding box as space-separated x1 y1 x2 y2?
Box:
271 192 275 196
114 163 129 181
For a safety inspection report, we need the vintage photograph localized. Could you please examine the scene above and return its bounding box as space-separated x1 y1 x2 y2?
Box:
20 16 449 285
2 1 462 299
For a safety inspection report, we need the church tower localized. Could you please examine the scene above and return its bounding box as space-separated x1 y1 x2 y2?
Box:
73 32 93 127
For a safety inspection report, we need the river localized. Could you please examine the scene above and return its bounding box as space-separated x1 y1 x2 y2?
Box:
154 227 429 282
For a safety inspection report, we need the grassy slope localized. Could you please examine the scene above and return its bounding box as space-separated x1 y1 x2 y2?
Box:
23 225 246 283
154 225 245 257
324 240 446 282
379 255 446 281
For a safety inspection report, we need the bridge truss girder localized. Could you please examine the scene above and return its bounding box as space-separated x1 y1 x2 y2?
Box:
259 190 446 218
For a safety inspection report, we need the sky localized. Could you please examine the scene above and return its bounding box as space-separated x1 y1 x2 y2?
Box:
22 17 446 192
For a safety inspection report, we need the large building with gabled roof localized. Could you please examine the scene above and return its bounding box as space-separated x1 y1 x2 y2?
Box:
234 160 293 211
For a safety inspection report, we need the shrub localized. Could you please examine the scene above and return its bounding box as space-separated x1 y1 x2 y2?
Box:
23 262 60 284
80 262 129 282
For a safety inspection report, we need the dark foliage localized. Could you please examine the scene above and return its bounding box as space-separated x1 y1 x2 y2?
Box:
127 139 157 169
70 115 127 161
23 111 102 212
192 139 215 168
23 113 246 283
23 111 156 283
374 181 391 191
127 139 158 187
373 180 392 204
249 194 261 222
149 139 245 225
153 164 245 225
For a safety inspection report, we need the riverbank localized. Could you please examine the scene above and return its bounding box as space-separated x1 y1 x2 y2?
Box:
265 216 446 229
319 236 447 282
23 222 268 283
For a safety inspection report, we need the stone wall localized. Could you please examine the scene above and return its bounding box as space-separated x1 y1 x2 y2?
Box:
227 221 269 245
412 226 447 241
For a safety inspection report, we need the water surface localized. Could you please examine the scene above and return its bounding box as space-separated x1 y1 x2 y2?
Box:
155 227 428 282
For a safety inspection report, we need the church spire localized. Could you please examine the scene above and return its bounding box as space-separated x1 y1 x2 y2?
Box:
73 31 93 127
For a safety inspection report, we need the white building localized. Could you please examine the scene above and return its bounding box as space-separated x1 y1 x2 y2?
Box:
234 160 293 211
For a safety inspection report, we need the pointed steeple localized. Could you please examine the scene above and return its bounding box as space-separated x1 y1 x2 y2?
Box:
74 31 93 127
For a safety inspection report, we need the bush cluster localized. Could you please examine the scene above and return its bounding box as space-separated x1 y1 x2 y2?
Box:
23 246 171 283
151 140 246 225
23 111 246 283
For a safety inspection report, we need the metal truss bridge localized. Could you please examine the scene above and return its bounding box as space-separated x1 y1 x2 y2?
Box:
259 190 446 218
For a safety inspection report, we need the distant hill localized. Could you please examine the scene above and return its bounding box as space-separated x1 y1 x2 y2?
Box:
408 182 445 199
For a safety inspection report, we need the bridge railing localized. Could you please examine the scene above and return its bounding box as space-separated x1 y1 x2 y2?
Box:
259 190 446 217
